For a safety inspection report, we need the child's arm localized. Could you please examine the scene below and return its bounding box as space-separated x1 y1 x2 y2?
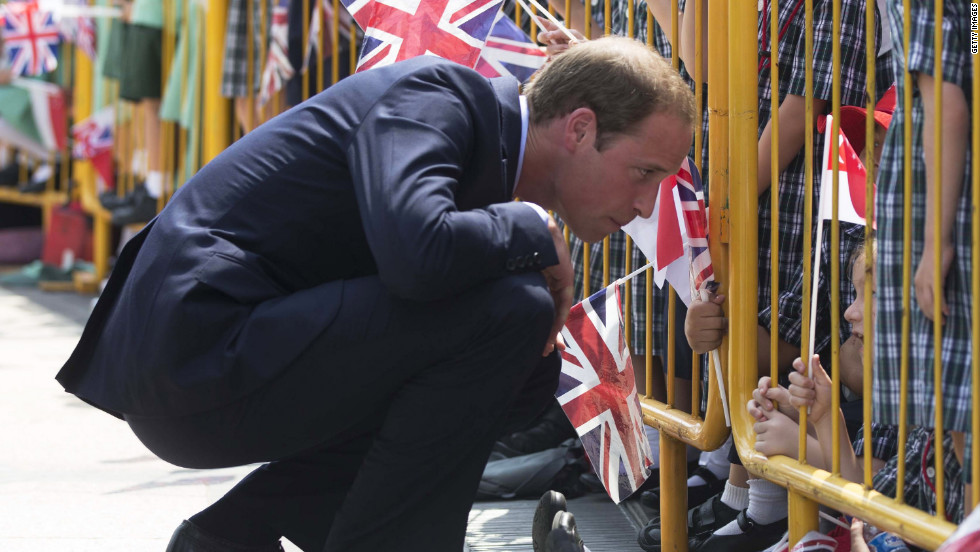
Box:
788 355 866 483
914 76 969 322
756 94 829 195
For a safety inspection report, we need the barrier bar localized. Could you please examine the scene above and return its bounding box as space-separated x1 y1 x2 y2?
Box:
830 0 841 480
204 0 231 163
896 0 912 505
972 22 980 508
931 0 946 520
862 0 875 489
769 0 780 413
332 0 340 84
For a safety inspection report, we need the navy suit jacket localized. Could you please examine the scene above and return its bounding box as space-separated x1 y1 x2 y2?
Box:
57 57 558 419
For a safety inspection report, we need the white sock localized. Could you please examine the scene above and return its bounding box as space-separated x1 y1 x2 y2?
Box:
745 478 787 525
720 481 748 511
145 171 163 198
645 426 661 468
31 163 52 183
688 437 732 486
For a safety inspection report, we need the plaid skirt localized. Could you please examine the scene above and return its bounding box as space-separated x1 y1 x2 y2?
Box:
221 0 273 98
873 0 974 436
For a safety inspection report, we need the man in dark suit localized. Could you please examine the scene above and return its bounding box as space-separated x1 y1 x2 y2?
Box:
57 37 694 551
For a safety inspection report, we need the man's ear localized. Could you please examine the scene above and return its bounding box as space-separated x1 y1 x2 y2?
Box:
563 107 597 151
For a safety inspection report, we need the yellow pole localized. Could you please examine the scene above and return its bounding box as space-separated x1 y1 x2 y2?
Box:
247 0 255 132
332 0 340 83
769 0 780 408
73 30 107 281
203 0 231 165
691 0 703 418
349 21 357 75
318 0 325 93
830 0 842 480
862 0 876 489
302 0 310 101
931 0 945 520
583 243 591 296
895 0 912 506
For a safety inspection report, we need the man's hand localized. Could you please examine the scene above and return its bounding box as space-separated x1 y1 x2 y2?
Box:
684 289 726 353
914 242 954 323
534 16 585 59
850 519 871 552
541 215 573 356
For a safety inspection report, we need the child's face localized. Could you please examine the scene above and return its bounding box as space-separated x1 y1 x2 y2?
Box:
844 256 876 341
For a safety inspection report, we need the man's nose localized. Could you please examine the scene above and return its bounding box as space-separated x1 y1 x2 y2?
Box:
844 302 862 324
634 194 656 219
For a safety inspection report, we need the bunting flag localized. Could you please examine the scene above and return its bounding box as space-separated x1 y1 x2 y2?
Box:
341 0 504 73
474 11 545 83
819 114 875 228
58 0 97 60
71 106 114 188
259 0 295 107
622 158 711 307
12 77 67 152
1 0 60 76
557 286 654 503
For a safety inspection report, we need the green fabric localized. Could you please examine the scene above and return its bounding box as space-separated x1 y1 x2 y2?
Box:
0 86 42 144
131 0 164 28
92 0 112 110
160 0 202 185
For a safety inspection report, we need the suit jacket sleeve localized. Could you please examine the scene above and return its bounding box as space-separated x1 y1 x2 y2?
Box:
346 69 558 301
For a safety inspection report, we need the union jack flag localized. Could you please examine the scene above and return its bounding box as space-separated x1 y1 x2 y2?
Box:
557 285 654 503
58 0 97 61
259 0 294 107
341 0 504 72
71 106 114 188
474 11 545 83
1 0 60 76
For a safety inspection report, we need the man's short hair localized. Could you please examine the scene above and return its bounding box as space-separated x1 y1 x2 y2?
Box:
525 36 696 150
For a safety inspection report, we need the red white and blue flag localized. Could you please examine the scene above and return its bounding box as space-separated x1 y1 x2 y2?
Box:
557 286 654 503
475 11 545 83
71 106 114 188
341 0 504 72
622 158 712 306
259 0 295 107
58 0 97 61
1 0 60 76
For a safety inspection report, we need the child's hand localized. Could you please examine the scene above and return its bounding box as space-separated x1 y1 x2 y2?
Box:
753 409 800 460
914 243 954 323
684 289 726 353
534 16 586 58
850 518 871 552
752 377 798 422
788 355 832 424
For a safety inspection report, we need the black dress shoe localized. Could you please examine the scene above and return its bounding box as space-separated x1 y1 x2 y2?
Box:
0 161 22 187
111 186 158 225
533 491 568 551
641 466 726 510
690 511 787 552
545 512 586 552
494 401 577 457
166 520 284 552
99 190 131 209
637 491 738 552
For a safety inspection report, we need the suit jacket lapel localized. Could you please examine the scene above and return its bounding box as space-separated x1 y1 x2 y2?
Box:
490 76 522 199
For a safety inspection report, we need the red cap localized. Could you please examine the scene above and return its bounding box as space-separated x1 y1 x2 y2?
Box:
838 84 896 155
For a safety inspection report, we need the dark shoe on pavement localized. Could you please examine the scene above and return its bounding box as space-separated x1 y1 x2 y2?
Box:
0 161 22 187
165 520 284 552
640 466 726 510
533 490 568 551
545 511 586 552
690 511 787 552
637 491 739 552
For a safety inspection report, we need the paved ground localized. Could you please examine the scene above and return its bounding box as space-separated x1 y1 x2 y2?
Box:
0 284 642 551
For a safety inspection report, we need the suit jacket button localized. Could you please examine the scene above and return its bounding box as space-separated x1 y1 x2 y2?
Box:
532 252 540 265
506 259 516 271
517 256 527 269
